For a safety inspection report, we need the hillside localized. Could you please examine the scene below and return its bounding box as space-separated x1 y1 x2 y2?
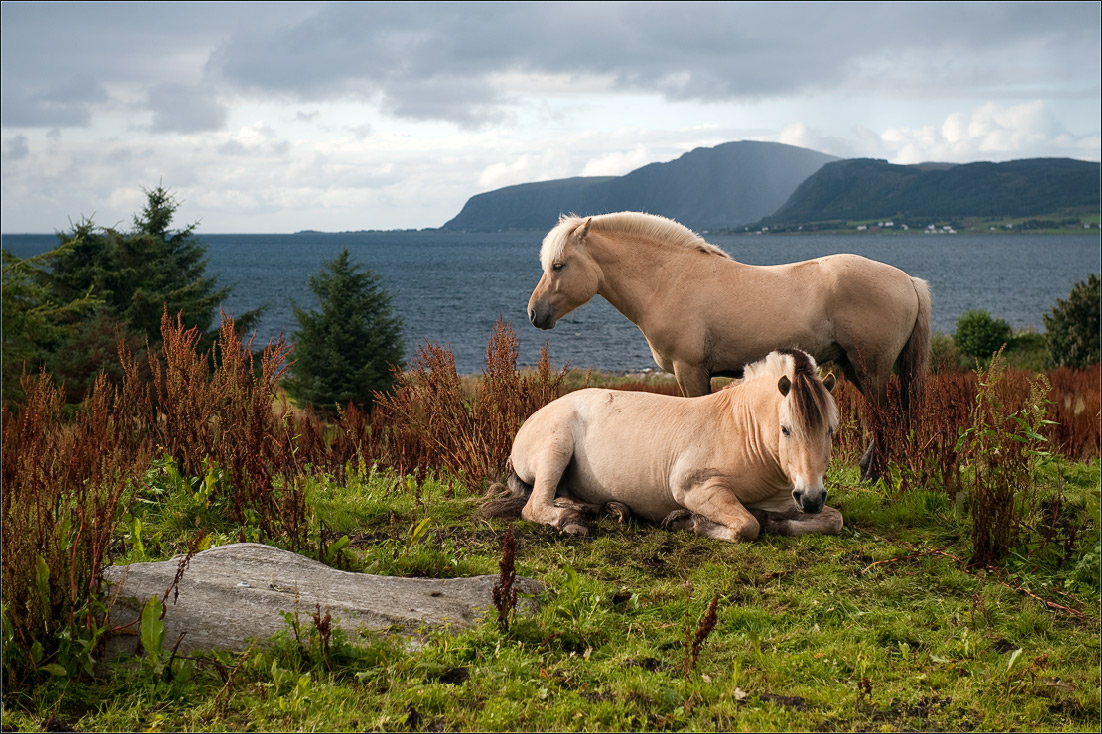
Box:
762 157 1101 226
443 141 838 231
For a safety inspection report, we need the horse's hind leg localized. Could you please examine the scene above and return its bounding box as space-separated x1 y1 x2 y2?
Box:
845 351 894 482
518 446 592 536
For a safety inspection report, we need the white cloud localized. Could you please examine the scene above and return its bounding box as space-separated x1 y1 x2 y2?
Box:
477 152 570 189
580 145 653 177
881 101 1085 163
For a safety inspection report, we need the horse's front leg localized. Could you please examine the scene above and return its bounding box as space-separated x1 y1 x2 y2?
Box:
673 361 711 397
757 505 844 536
677 481 761 542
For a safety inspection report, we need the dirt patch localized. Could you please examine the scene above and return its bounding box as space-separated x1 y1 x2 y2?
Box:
754 692 809 711
435 667 470 685
626 657 667 672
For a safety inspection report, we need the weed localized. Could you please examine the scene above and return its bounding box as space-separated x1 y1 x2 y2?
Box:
682 586 720 678
959 349 1054 565
373 318 565 486
491 527 518 633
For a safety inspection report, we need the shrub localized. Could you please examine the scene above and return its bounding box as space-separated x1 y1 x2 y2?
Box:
955 309 1011 361
956 350 1053 566
373 318 565 485
1043 274 1101 369
284 249 404 412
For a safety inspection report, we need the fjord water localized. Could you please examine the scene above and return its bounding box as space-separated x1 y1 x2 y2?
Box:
3 231 1099 374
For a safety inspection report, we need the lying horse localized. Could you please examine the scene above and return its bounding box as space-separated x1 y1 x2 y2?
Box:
482 349 842 542
527 211 931 480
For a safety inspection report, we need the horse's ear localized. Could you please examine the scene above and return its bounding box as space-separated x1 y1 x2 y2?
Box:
822 372 836 393
578 217 591 239
777 375 791 397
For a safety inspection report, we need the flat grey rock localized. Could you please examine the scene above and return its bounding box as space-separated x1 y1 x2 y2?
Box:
101 543 541 657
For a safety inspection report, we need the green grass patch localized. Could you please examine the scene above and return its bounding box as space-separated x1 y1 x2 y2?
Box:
5 463 1099 731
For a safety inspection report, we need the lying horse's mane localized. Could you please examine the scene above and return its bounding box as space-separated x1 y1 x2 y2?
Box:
541 211 731 271
743 349 837 433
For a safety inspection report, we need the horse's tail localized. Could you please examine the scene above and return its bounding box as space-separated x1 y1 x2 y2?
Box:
477 459 532 520
898 277 932 423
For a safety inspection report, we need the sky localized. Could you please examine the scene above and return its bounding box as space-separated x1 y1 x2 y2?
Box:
1 1 1099 233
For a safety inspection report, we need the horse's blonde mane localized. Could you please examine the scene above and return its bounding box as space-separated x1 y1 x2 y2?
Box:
540 211 730 271
743 349 838 432
742 350 811 383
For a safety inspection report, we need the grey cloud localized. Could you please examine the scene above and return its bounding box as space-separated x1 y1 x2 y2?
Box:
1 77 108 127
147 83 229 133
2 2 1098 131
2 135 30 161
204 2 1100 125
1 2 310 129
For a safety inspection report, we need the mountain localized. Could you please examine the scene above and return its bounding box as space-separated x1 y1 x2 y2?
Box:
443 141 839 231
762 157 1102 225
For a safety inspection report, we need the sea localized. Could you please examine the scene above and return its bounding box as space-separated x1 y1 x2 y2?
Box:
3 231 1099 375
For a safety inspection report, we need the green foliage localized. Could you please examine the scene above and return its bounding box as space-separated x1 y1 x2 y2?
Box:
50 186 233 341
1043 274 1101 368
4 185 261 401
1004 330 1052 372
140 596 167 678
954 308 1011 361
1 243 100 404
284 248 404 412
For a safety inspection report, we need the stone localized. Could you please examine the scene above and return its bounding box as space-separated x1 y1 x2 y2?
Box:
101 543 541 657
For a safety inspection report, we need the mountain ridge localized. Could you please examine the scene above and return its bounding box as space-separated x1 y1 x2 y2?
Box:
443 141 838 231
761 157 1102 226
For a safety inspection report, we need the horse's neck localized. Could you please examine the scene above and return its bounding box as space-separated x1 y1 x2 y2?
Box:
724 384 782 464
589 234 710 324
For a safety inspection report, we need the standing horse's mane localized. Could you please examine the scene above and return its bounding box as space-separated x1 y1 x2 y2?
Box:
541 211 731 271
742 349 838 432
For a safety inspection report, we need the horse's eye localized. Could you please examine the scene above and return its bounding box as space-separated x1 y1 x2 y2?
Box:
551 262 565 272
781 426 791 437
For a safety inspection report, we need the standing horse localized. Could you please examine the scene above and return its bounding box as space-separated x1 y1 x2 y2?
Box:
527 211 931 479
482 349 842 541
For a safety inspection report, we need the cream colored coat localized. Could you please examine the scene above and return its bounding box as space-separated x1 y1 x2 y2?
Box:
527 211 931 480
507 350 842 542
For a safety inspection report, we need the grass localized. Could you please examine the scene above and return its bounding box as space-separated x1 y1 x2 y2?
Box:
3 460 1099 732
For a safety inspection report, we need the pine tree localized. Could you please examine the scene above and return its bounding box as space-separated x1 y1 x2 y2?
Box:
285 249 404 411
29 184 261 400
49 185 248 342
1 243 100 404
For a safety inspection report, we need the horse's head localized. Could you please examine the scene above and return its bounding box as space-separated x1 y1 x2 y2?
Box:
772 350 839 514
528 216 601 330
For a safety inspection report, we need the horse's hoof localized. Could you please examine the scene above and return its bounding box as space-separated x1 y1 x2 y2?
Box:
562 522 589 536
604 501 630 523
661 509 693 531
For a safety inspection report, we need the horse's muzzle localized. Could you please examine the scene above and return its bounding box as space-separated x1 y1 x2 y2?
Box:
793 488 826 514
528 303 556 330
